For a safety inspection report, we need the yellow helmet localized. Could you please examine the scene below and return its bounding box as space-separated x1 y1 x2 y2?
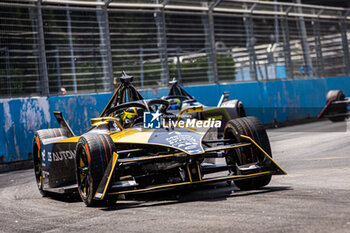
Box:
121 107 141 128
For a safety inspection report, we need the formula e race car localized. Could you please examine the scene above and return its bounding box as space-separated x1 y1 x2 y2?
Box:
163 79 246 136
318 90 349 122
33 73 286 207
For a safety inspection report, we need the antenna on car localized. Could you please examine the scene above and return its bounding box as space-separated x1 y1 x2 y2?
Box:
168 77 194 100
120 71 134 84
169 77 178 85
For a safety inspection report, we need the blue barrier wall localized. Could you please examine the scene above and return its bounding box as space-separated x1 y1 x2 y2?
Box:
142 77 350 123
1 76 350 162
47 92 113 135
0 93 112 163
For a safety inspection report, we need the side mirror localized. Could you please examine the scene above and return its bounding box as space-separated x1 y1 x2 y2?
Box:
176 105 203 123
90 117 123 130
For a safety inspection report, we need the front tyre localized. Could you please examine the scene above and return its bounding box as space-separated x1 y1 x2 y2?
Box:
75 134 116 207
224 117 272 190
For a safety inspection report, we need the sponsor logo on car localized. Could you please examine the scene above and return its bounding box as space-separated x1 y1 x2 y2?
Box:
42 149 76 162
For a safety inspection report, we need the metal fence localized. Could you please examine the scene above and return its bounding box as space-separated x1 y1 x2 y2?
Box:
1 0 350 97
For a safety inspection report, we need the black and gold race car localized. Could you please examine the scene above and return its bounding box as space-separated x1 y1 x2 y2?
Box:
33 73 286 207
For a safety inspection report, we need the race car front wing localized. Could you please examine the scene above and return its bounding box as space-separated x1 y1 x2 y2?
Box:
93 135 287 201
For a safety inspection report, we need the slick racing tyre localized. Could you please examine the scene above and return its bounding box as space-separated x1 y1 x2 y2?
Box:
33 128 69 196
224 117 272 190
75 134 117 207
325 90 347 122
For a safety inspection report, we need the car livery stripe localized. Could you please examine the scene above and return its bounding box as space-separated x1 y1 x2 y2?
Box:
204 142 251 152
111 129 154 143
100 152 119 200
58 128 63 137
240 135 287 175
118 152 183 163
53 129 57 137
55 136 80 143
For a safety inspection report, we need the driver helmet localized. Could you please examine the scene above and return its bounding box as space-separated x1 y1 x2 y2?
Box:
121 107 143 128
169 98 181 110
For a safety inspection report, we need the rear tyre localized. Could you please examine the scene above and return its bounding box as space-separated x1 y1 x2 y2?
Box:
33 128 68 197
224 117 272 190
75 134 117 207
326 90 347 122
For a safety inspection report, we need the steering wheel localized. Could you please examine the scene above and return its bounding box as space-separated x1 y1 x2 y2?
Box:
147 99 170 114
103 102 150 117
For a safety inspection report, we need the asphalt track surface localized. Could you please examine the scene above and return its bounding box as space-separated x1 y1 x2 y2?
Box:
0 120 349 233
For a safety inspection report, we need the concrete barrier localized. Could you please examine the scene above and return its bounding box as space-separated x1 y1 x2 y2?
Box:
1 76 349 163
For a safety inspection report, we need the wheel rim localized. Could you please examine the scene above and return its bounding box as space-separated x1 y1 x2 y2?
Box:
77 147 90 199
